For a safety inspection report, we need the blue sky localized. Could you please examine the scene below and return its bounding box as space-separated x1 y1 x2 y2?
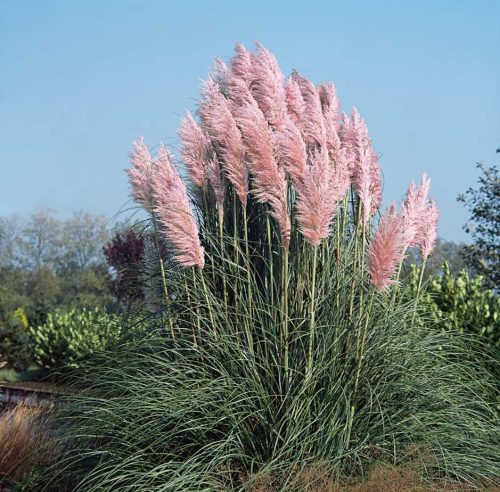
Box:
1 0 499 242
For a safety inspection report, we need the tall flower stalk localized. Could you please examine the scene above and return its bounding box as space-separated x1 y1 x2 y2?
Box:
127 137 176 339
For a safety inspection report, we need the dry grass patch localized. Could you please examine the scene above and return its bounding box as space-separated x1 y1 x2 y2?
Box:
0 404 56 482
248 464 496 492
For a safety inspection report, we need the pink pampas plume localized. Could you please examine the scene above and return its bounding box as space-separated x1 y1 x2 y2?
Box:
284 77 306 130
401 173 431 251
318 82 342 162
231 42 253 87
292 71 327 148
274 117 307 183
339 112 357 171
250 43 286 123
368 204 405 291
127 136 156 211
178 112 210 188
370 156 382 215
296 149 342 246
318 82 340 131
198 81 248 207
341 108 381 225
316 82 350 197
152 144 205 269
250 43 288 130
233 93 291 249
198 79 228 215
210 58 229 89
199 78 222 127
420 198 439 260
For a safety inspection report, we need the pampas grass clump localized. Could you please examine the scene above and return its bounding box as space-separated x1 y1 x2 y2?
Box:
35 43 499 491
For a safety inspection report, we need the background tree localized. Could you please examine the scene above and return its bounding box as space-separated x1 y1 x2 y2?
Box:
57 211 109 273
18 207 60 272
404 238 468 280
458 160 500 289
0 215 21 268
0 209 112 326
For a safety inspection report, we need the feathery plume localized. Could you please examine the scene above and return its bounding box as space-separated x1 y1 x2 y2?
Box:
292 72 327 148
341 108 381 224
251 43 288 129
198 79 228 215
152 144 205 269
199 78 221 126
401 173 431 251
420 198 439 260
370 156 382 215
178 112 209 188
296 149 342 246
127 136 156 211
198 81 248 207
368 204 404 291
318 82 340 131
225 71 253 109
319 82 342 162
233 93 291 249
316 82 350 196
274 117 307 183
210 58 229 90
231 42 253 87
339 112 357 171
284 77 306 130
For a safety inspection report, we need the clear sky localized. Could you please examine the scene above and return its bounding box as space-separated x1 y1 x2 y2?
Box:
1 0 499 242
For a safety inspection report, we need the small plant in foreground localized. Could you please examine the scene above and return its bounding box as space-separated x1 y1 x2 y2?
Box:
39 43 499 491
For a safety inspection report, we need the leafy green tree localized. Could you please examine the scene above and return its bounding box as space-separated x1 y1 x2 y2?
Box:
458 162 499 289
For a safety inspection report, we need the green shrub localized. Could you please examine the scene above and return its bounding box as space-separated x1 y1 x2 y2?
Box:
411 262 499 347
0 308 33 371
29 308 122 369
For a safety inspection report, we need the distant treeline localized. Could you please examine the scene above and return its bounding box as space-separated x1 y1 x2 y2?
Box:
0 209 117 325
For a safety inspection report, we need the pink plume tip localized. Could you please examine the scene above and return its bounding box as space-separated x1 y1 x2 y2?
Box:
127 136 156 211
368 204 405 291
178 112 210 188
231 42 253 87
199 82 248 207
296 149 343 246
421 198 439 260
401 173 432 251
250 43 288 130
341 108 381 224
152 144 205 269
292 72 327 148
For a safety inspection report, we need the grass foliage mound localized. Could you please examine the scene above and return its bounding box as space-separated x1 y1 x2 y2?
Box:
32 42 499 491
39 213 498 490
